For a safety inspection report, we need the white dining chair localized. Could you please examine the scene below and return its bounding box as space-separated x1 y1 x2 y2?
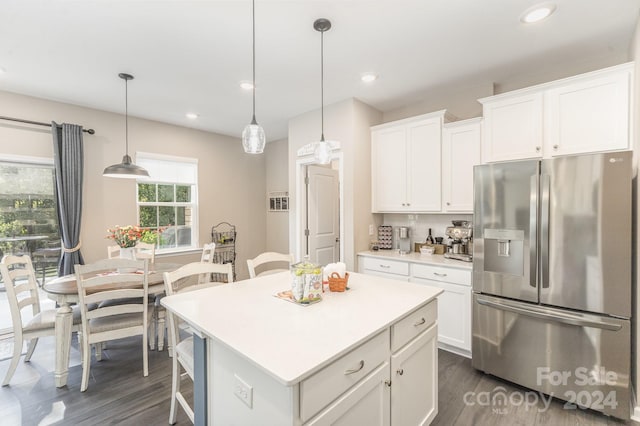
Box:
0 254 81 386
135 242 156 263
107 245 120 259
246 252 294 278
163 261 233 424
75 258 153 392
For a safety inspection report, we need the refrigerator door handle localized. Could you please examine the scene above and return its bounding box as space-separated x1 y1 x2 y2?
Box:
529 175 538 288
540 174 550 289
476 295 622 331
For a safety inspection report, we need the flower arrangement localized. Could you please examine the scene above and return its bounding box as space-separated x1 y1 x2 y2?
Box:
106 225 163 248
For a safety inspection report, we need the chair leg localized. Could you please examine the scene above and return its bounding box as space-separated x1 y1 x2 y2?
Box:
24 338 38 362
2 337 23 386
80 340 91 392
169 355 180 424
149 313 157 350
95 342 102 361
157 309 166 351
143 329 149 377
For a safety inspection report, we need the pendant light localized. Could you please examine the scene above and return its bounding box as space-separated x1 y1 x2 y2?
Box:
103 73 149 178
313 18 333 165
242 0 266 154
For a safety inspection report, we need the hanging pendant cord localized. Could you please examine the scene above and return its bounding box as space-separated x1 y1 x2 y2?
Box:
320 28 325 142
251 0 257 122
124 78 129 155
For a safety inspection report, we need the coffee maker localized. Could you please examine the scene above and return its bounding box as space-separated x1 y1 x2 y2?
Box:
444 220 473 262
396 226 411 255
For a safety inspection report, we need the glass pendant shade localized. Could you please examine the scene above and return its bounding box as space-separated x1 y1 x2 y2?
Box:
242 117 266 154
313 140 332 165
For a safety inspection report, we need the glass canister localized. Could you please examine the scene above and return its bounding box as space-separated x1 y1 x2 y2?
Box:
290 256 323 304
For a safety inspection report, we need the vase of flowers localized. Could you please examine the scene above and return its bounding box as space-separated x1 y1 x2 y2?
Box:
106 225 163 256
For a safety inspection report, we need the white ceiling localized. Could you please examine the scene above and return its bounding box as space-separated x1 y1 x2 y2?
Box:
1 0 639 141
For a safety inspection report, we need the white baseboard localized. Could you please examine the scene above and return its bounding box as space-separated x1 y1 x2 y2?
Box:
631 385 640 422
438 342 471 359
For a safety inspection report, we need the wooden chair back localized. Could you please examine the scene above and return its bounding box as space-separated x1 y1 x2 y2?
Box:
0 255 42 335
246 252 294 278
135 242 156 263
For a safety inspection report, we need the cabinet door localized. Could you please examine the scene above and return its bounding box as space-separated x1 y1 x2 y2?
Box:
305 363 390 426
407 119 442 211
372 127 407 212
482 92 543 162
545 70 631 156
391 324 438 426
412 277 471 353
442 120 481 212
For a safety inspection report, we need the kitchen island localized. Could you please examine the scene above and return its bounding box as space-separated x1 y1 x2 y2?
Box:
161 271 443 425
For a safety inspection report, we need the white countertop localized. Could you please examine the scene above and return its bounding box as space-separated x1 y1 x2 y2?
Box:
358 250 473 270
161 271 442 386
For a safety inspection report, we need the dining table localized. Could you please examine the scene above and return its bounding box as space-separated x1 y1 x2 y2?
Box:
42 262 183 388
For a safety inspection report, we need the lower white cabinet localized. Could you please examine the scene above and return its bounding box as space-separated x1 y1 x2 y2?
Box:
304 301 438 425
391 324 438 426
306 363 391 426
358 253 472 357
358 256 410 282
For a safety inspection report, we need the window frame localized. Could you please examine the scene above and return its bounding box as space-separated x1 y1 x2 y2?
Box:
135 152 199 254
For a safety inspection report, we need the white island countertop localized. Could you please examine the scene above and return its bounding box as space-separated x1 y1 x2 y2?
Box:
358 250 473 270
161 271 442 386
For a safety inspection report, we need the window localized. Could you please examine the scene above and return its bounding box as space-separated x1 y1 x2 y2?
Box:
0 157 60 258
136 153 198 253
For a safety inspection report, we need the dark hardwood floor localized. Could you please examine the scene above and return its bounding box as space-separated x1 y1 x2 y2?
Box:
0 336 638 425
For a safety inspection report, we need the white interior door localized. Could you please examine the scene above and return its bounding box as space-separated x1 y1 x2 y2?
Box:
307 164 340 266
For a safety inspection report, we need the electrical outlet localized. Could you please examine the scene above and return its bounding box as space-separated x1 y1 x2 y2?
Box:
234 374 253 408
369 224 374 235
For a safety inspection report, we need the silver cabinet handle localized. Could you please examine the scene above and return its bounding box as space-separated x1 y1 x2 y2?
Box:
407 203 410 206
553 144 559 150
536 146 541 152
380 264 390 269
402 203 406 206
446 202 450 206
385 380 392 387
433 272 447 277
413 317 426 327
397 368 404 376
344 360 364 375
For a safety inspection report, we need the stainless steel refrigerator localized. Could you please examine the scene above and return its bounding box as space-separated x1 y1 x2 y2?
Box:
472 151 632 419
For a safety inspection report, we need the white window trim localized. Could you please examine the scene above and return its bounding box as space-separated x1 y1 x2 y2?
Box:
135 154 199 253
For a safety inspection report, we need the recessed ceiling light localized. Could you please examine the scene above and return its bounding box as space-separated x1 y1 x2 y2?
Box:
361 73 378 83
521 3 556 23
185 112 199 120
240 81 254 90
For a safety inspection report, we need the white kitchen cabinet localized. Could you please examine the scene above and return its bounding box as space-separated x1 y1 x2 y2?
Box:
480 62 633 163
358 254 410 282
306 363 390 426
371 110 448 213
481 92 543 162
442 118 482 212
305 301 438 425
358 252 472 357
544 68 631 156
411 263 472 357
390 324 438 426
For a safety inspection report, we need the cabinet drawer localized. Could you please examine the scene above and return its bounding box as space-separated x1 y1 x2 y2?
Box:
362 257 409 276
300 329 390 423
391 301 437 352
411 264 471 286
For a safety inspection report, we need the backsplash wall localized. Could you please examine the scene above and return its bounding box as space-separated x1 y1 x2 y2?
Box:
381 214 473 249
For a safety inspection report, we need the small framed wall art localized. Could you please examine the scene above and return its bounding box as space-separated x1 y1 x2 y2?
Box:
268 191 289 212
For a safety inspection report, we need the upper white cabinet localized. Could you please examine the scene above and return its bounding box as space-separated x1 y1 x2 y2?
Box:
480 62 633 163
442 118 482 213
371 110 448 213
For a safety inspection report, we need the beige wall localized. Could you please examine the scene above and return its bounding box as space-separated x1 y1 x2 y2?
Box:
632 13 640 419
288 98 382 269
0 90 266 280
265 138 289 253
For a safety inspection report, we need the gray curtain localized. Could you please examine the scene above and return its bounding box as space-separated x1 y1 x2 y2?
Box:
52 122 84 275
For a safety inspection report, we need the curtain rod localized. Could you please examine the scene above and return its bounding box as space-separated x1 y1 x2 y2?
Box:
0 115 95 135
